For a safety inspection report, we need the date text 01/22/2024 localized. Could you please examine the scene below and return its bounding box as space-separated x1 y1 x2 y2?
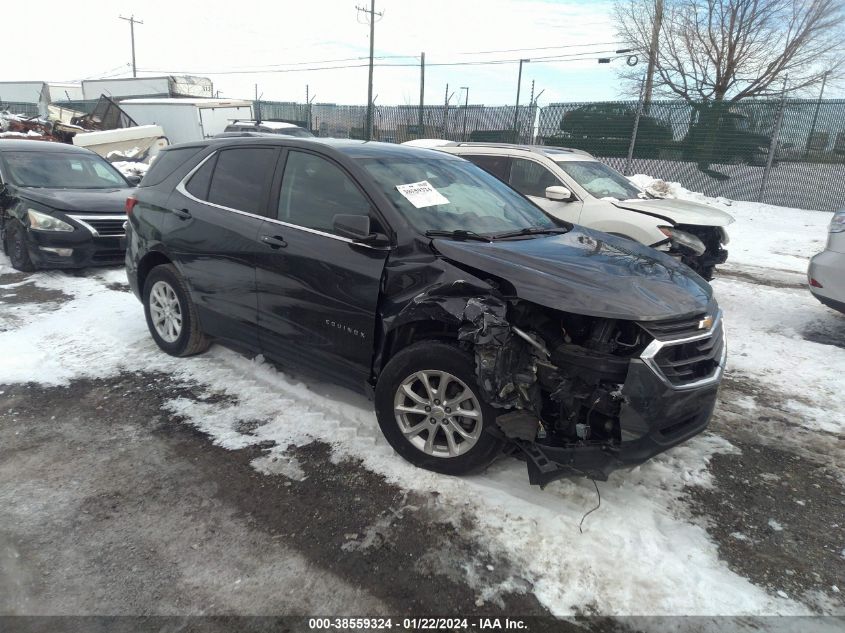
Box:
307 617 528 630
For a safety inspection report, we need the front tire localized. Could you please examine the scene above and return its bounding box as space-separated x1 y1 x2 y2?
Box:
6 222 35 272
375 342 504 475
143 264 210 357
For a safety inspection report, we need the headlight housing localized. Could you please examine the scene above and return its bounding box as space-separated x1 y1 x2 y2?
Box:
830 210 845 234
659 226 706 255
26 208 74 232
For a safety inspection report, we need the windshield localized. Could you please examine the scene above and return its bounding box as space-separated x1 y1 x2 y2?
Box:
0 151 128 189
555 160 642 200
361 156 557 235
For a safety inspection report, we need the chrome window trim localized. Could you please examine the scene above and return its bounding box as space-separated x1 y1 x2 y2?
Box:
68 214 128 237
639 310 725 390
175 150 390 251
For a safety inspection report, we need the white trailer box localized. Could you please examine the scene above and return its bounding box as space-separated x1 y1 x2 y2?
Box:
118 98 254 144
81 76 213 100
72 125 169 160
48 82 84 102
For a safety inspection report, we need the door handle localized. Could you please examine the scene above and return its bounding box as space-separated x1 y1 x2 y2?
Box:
261 234 287 249
172 208 192 220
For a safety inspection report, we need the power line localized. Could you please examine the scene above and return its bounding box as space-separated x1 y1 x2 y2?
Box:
138 48 625 77
130 40 622 76
457 40 622 55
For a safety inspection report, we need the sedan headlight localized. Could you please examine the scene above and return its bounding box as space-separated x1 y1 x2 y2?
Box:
659 226 706 255
26 208 74 232
830 210 845 234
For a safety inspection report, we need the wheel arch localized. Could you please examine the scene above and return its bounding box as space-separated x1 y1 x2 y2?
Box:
376 318 461 377
137 250 175 295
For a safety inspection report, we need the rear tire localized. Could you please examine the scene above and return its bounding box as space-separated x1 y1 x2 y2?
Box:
143 264 210 357
375 341 504 475
6 222 35 272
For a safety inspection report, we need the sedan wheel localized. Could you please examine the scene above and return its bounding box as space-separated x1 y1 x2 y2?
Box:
393 370 483 458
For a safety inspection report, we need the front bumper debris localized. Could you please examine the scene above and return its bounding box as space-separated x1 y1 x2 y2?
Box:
24 225 126 269
512 360 719 487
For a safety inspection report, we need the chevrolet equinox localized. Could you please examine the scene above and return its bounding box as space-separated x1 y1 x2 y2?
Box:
126 137 726 485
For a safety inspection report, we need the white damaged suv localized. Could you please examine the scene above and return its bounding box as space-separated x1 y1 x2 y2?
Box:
409 141 735 280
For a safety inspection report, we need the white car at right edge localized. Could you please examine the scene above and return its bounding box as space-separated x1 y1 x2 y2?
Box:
808 209 845 314
406 140 735 280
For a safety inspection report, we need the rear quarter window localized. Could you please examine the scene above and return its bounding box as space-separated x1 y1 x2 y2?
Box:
140 147 204 187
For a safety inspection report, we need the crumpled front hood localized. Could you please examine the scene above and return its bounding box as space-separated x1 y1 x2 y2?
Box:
18 187 131 214
613 198 734 227
432 227 713 321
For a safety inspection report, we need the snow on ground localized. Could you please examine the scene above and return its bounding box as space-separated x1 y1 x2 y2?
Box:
1 186 843 618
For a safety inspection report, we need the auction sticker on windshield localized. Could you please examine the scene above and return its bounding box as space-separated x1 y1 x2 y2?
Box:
396 180 449 208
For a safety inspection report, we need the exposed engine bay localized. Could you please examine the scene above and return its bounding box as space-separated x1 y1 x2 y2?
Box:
457 296 648 474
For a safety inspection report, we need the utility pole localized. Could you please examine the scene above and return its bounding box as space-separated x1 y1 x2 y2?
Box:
460 86 469 141
442 84 454 138
306 85 315 131
513 59 529 141
643 0 663 109
118 15 143 78
356 0 383 141
759 75 789 202
418 52 425 136
805 71 829 158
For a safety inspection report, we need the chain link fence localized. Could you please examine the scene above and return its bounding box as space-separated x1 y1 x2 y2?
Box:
256 101 537 144
0 101 40 117
256 97 842 211
2 92 841 211
537 99 845 212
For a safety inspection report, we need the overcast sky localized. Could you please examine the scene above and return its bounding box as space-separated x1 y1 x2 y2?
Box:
4 0 644 106
9 0 839 106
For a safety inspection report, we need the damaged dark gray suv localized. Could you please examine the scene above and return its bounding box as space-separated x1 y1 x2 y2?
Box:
126 137 726 486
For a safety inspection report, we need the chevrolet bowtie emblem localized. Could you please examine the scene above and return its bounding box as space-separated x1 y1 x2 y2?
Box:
698 315 714 330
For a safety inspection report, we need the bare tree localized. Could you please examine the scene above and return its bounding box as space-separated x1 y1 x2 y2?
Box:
614 0 845 102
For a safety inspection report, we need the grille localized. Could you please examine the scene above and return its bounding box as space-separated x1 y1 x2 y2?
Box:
652 322 725 386
639 313 708 340
86 218 126 236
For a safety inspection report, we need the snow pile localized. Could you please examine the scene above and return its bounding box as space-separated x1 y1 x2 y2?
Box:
0 129 43 139
110 161 149 179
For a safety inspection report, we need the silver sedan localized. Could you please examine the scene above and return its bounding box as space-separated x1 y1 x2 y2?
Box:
809 209 845 314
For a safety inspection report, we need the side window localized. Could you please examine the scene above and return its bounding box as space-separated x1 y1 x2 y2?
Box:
185 154 216 200
508 159 560 198
207 147 277 215
277 151 372 234
462 155 511 182
141 146 203 187
91 161 125 185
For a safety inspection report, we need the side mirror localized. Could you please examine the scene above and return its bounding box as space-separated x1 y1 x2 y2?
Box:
333 214 391 247
125 175 142 187
545 185 572 201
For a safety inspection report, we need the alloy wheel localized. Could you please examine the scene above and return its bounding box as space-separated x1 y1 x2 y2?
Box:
149 280 183 343
393 370 483 458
